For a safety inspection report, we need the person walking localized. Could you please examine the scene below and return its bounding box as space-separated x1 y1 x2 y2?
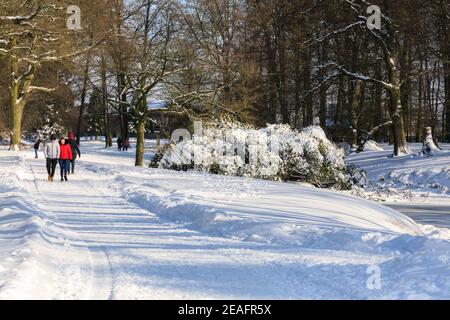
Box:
59 137 73 182
44 135 60 182
117 136 123 151
122 137 130 151
34 137 42 158
67 132 81 175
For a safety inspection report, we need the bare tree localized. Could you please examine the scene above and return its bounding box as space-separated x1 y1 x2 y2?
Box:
0 0 100 150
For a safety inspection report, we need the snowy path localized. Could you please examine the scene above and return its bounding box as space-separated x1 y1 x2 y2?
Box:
1 145 450 299
9 156 293 299
0 154 384 299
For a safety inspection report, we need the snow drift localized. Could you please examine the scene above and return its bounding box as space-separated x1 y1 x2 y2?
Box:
347 143 450 200
81 158 450 299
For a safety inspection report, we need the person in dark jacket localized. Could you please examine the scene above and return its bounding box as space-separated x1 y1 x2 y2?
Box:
66 131 81 175
59 137 73 182
34 138 42 158
117 137 123 151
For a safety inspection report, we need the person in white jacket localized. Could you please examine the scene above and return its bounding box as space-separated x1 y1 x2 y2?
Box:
44 135 60 182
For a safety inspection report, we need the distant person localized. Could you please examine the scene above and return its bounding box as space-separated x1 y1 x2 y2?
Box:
67 132 81 175
44 135 60 182
122 137 130 151
117 136 123 151
59 137 73 182
34 138 42 158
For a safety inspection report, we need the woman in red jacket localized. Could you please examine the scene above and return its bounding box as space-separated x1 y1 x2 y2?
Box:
59 137 73 181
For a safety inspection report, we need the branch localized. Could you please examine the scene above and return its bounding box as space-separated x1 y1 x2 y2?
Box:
305 21 365 47
303 73 341 98
0 5 41 24
40 39 105 63
323 62 394 90
27 86 56 94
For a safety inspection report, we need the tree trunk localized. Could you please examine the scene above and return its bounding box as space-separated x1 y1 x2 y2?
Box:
437 0 449 142
294 53 302 129
373 76 383 142
100 51 112 148
387 52 409 156
318 44 327 128
350 81 362 147
9 39 23 151
422 127 440 154
302 49 313 126
382 1 409 155
135 118 146 167
390 87 409 156
117 72 129 140
400 39 412 141
417 57 424 142
76 51 91 145
10 96 24 150
445 61 450 142
334 76 344 140
264 31 277 124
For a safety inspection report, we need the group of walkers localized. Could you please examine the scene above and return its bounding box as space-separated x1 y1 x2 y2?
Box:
35 132 81 182
116 136 131 151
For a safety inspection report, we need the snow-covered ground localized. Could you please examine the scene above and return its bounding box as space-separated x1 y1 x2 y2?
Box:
347 143 450 203
0 142 449 299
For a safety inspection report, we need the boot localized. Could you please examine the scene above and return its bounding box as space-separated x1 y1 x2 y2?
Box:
48 175 51 182
64 175 68 181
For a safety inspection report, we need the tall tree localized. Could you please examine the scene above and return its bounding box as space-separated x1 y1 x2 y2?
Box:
0 0 99 150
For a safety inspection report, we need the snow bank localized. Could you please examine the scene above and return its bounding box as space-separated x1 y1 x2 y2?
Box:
347 143 450 201
82 158 425 242
0 156 51 296
78 160 450 299
363 140 384 152
0 154 96 299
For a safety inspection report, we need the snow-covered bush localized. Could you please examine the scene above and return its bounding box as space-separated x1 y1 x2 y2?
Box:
152 120 364 189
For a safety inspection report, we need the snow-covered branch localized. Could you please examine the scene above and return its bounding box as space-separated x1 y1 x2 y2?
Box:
40 39 105 63
27 86 56 94
305 21 365 46
304 73 341 98
323 62 394 90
